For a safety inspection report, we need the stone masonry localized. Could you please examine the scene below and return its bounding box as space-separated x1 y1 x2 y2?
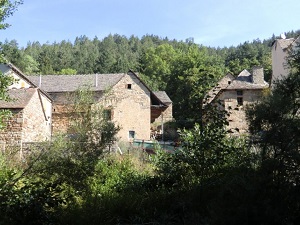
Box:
205 67 269 134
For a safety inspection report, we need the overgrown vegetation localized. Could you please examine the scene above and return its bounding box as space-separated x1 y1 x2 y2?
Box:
1 1 300 224
1 85 299 224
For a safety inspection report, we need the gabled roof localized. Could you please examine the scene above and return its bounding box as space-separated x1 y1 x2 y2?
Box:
204 68 269 106
204 73 234 105
226 69 269 90
277 38 295 50
153 91 172 105
27 70 170 108
272 38 297 51
26 73 125 92
0 63 53 102
0 88 37 109
1 63 37 88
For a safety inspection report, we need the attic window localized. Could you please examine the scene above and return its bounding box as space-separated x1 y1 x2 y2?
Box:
126 84 132 89
236 90 243 96
228 81 231 85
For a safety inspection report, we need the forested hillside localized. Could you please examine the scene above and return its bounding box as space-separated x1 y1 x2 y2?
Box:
3 31 300 77
1 30 300 121
2 1 300 224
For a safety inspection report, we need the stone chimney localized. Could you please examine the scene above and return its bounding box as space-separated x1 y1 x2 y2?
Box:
252 66 264 84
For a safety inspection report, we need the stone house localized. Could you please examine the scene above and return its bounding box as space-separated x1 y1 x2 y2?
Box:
0 64 52 147
151 91 173 123
27 70 172 142
205 67 269 134
271 36 300 87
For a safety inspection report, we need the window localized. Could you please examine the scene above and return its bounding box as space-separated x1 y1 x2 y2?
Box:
228 81 231 85
237 97 243 106
236 90 243 105
126 84 132 89
129 130 135 139
236 90 243 96
103 109 112 120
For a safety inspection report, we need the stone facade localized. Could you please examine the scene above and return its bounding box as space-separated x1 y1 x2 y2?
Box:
0 63 53 148
0 88 52 147
151 91 173 125
218 89 265 134
100 72 151 141
22 90 52 142
206 67 269 134
0 109 23 146
27 70 172 142
151 104 173 124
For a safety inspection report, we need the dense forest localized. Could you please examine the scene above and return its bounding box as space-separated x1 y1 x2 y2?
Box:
1 30 300 121
1 1 300 224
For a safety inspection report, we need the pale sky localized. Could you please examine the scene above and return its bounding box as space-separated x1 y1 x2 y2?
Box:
1 0 300 48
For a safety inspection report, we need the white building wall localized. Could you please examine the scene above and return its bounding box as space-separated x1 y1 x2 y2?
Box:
271 41 290 86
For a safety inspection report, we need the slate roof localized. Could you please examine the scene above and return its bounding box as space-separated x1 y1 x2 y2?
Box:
204 73 234 105
153 91 172 105
0 63 53 101
204 69 269 106
0 88 37 109
274 38 295 50
1 63 37 88
226 69 269 90
26 74 126 92
0 64 11 74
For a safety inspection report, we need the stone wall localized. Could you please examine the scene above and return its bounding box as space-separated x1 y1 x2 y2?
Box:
218 89 264 134
0 109 23 146
99 72 151 141
22 90 52 142
51 104 74 134
50 91 104 135
50 73 151 141
151 103 173 124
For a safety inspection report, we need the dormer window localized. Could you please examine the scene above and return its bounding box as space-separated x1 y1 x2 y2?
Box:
126 84 132 89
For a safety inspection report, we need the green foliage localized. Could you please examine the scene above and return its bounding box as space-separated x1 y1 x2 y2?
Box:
246 69 300 187
0 87 121 224
153 105 253 190
0 0 23 30
32 88 120 191
87 155 147 197
224 40 272 81
18 54 40 74
57 68 77 75
245 45 300 224
142 44 176 90
0 53 14 129
3 31 300 123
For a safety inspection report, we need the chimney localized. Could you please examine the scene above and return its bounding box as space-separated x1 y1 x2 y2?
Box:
39 74 42 87
95 74 98 87
252 66 264 84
